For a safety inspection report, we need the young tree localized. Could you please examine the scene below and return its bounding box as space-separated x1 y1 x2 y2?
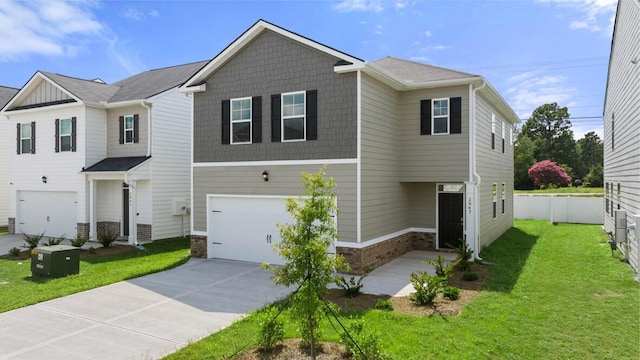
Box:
528 160 572 188
576 131 604 182
268 168 348 357
514 134 538 190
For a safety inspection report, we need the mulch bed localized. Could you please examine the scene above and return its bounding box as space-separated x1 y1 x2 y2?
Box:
2 244 135 260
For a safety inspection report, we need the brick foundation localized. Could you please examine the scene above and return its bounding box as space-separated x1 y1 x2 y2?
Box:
337 231 437 275
8 218 15 234
97 221 121 237
191 235 207 258
137 224 152 243
76 223 90 239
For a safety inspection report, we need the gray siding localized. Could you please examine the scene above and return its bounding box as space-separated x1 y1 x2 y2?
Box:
475 93 514 248
106 105 149 158
398 86 470 182
603 0 640 273
193 31 357 162
405 182 437 228
193 163 357 242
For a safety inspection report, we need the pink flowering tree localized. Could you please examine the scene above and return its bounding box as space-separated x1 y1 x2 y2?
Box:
528 160 572 188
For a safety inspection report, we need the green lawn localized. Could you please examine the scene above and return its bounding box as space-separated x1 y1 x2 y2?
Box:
0 226 7 236
516 187 603 196
0 237 190 313
165 221 639 360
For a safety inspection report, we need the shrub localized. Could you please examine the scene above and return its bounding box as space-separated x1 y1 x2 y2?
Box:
87 246 96 254
443 286 460 300
584 164 603 187
528 160 571 188
409 271 446 305
256 305 284 352
9 247 21 257
97 229 118 248
450 237 474 271
44 235 65 246
341 318 388 360
334 273 367 298
21 232 44 250
70 234 89 248
462 270 479 281
373 299 393 311
425 255 458 278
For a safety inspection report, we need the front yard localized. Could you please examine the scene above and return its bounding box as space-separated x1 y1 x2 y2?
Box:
166 220 639 359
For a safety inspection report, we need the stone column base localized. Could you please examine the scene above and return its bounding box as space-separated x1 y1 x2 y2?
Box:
8 218 15 234
191 235 207 258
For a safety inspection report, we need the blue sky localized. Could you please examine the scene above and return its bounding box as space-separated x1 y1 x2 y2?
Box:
0 0 617 139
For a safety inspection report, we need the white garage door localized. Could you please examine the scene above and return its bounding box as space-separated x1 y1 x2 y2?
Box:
17 191 77 238
207 195 295 265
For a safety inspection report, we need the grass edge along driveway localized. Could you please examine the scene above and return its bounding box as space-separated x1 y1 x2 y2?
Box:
165 221 639 360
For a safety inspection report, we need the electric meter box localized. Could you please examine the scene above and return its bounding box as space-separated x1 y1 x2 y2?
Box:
31 245 80 278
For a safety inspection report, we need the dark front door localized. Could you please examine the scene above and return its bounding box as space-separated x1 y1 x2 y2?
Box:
438 193 464 249
122 185 129 236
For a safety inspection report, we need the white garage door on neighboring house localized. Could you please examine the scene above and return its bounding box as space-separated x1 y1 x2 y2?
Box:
207 195 296 265
17 191 77 238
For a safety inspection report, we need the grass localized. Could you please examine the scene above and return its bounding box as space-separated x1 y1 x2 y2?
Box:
164 221 639 360
515 187 603 196
0 237 190 313
0 226 7 236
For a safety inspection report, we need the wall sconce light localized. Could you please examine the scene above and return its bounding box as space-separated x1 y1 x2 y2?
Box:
262 171 269 182
41 176 47 184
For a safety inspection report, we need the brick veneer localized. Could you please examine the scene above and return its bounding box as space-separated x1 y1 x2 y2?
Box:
337 231 437 274
77 223 90 238
97 221 121 237
8 218 15 234
137 224 152 243
191 235 207 258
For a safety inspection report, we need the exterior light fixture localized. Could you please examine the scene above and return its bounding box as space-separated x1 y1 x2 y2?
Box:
262 171 269 182
42 176 47 184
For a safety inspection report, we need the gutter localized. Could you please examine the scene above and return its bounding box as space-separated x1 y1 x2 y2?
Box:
471 80 487 261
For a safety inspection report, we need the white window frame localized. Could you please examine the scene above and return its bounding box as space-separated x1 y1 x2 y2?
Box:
124 114 134 144
431 98 450 135
230 97 252 145
501 182 506 215
492 183 498 219
509 125 513 145
20 123 31 154
59 118 72 152
491 113 496 150
281 91 306 142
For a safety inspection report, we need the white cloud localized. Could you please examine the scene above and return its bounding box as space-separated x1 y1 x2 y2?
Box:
424 30 432 37
332 0 384 13
149 9 159 17
538 0 617 32
123 7 144 21
505 72 576 119
374 24 383 35
0 0 102 61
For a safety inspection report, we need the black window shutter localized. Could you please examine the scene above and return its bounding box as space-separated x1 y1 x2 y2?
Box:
55 119 60 152
16 123 20 154
271 94 281 142
252 96 262 143
492 133 495 150
133 114 139 143
119 116 124 144
30 121 36 154
71 117 77 152
502 138 505 153
450 97 462 134
420 99 431 135
306 90 318 140
221 100 230 145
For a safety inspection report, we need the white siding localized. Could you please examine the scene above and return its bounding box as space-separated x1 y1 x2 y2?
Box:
136 180 152 225
85 106 107 168
603 0 640 273
149 89 192 239
0 115 9 225
96 180 122 222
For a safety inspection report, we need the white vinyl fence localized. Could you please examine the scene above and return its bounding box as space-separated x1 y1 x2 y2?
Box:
514 195 604 224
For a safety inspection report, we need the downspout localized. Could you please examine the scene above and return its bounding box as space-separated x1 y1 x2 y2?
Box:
141 101 152 157
471 80 486 261
123 172 137 246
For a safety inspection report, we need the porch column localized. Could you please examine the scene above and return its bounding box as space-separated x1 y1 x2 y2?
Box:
89 179 97 241
464 182 478 258
128 180 137 246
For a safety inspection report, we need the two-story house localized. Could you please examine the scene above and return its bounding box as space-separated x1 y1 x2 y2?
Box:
0 86 20 227
181 20 519 273
1 61 206 245
603 0 640 276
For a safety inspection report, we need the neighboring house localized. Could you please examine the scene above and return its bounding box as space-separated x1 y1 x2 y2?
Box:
603 0 640 276
1 61 206 244
0 86 20 227
181 20 519 272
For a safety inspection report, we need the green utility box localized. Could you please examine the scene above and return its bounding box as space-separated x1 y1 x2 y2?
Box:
31 245 80 278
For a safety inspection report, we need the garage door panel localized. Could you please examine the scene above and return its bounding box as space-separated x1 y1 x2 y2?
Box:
17 191 77 238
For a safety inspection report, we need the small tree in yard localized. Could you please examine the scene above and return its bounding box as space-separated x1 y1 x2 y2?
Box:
266 168 348 358
528 160 571 188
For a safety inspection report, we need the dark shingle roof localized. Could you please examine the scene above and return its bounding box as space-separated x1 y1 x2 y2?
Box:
0 86 19 108
372 56 479 83
39 72 120 104
82 156 150 172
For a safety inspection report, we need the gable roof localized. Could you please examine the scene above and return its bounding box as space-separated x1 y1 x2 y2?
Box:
40 72 120 104
372 57 479 83
82 156 150 172
0 86 19 108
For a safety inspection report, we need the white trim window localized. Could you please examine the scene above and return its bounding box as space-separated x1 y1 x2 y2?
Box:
124 115 135 144
432 98 449 135
491 113 496 150
492 183 498 219
20 123 32 154
59 118 72 152
231 97 252 144
282 91 306 141
501 182 506 215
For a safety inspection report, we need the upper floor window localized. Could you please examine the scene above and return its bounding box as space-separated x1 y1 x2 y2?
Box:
55 117 76 152
420 97 461 135
501 121 505 153
492 183 498 219
282 91 306 141
270 90 317 143
119 114 139 144
501 182 506 215
491 113 496 150
18 122 35 154
231 97 252 144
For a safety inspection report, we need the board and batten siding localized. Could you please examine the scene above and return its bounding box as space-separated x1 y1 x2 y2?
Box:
193 163 357 243
0 115 9 225
475 93 514 248
18 80 72 107
106 105 148 158
603 0 640 273
149 89 192 239
397 86 470 182
360 73 410 240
